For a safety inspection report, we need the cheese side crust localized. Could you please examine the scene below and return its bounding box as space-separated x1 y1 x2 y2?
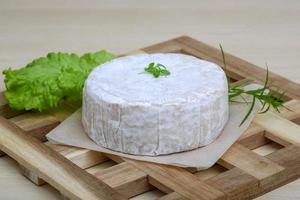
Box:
82 53 229 155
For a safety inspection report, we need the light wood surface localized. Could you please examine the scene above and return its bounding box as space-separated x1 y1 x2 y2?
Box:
255 112 300 145
0 117 125 200
220 143 284 181
0 0 300 199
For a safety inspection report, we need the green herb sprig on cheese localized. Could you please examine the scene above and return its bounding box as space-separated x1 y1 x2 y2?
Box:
143 62 170 78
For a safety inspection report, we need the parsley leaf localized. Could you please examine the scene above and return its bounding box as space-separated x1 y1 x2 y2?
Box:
143 63 170 78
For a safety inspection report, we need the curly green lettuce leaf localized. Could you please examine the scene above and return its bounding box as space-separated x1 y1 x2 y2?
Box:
3 50 116 111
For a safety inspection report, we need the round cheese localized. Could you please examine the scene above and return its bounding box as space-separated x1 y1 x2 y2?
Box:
82 53 229 155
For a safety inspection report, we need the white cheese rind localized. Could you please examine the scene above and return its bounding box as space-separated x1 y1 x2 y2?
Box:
82 53 229 155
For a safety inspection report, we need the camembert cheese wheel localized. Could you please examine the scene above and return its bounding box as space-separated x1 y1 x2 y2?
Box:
82 53 229 155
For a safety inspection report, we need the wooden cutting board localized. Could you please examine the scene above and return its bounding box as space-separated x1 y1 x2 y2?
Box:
0 36 300 200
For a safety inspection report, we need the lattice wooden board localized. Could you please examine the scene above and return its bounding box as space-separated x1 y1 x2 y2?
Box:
0 36 300 200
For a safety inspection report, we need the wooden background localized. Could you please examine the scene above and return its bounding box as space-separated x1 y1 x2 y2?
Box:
0 0 299 199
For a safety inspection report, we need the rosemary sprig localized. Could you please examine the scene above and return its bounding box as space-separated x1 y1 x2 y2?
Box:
143 62 170 78
220 45 287 126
